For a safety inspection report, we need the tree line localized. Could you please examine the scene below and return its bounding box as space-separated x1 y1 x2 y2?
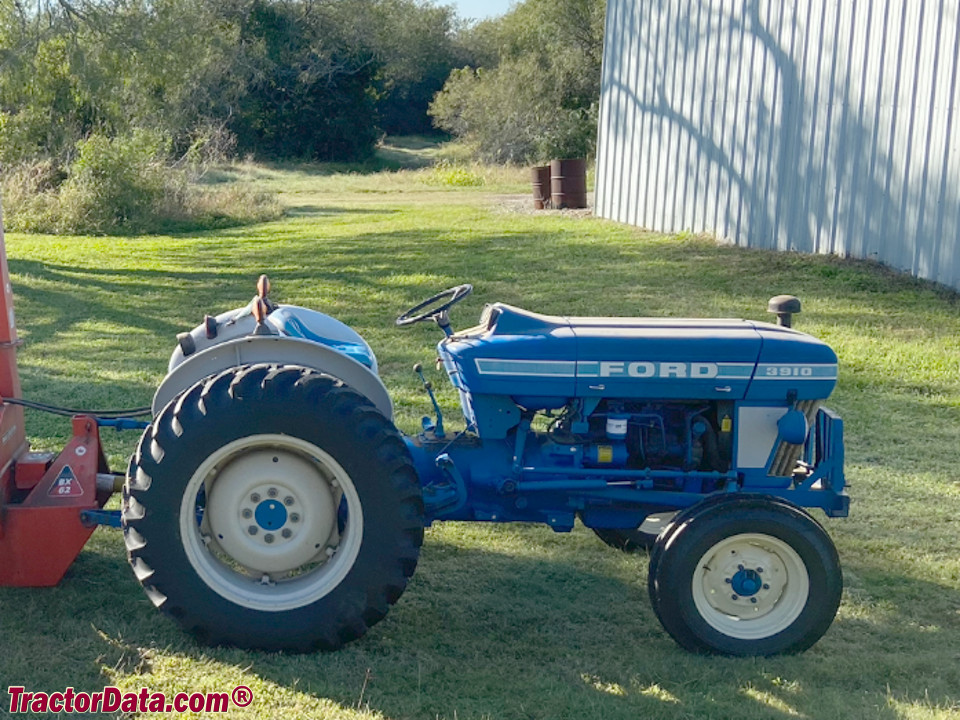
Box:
0 0 604 232
0 0 604 165
0 0 467 165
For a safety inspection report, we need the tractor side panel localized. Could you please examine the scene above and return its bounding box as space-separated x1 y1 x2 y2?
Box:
745 324 839 401
442 330 578 406
571 325 762 400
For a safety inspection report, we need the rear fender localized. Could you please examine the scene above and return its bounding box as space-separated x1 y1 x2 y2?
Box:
169 304 377 373
152 336 393 419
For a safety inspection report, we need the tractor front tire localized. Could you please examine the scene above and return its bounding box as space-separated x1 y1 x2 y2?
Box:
123 364 424 651
648 496 841 656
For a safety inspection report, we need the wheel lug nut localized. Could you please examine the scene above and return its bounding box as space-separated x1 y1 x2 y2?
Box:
724 578 731 584
757 567 764 573
284 496 294 506
250 493 261 502
738 564 744 571
242 509 252 519
290 513 300 523
264 533 275 543
268 488 278 498
248 526 258 535
763 584 770 590
731 594 738 601
281 528 292 539
750 598 758 604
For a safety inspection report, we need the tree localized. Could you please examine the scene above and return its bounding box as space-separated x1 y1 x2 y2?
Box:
430 0 606 163
225 0 380 160
367 0 465 136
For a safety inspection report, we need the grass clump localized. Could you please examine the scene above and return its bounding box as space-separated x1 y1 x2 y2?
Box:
1 131 282 234
423 159 486 187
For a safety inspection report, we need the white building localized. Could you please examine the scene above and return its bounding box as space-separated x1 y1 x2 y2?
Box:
595 0 960 290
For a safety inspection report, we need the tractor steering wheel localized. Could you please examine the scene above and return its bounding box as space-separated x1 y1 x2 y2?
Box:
396 284 473 327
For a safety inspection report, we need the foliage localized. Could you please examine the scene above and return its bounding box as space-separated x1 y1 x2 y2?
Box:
0 0 465 168
57 130 176 233
2 131 281 234
370 0 469 136
424 159 486 187
431 63 598 163
431 0 607 163
223 0 378 161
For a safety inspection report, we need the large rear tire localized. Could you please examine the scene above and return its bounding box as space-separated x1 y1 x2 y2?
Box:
123 364 424 651
648 496 841 656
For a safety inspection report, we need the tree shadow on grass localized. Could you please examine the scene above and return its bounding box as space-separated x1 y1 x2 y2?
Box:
12 222 960 336
285 206 399 218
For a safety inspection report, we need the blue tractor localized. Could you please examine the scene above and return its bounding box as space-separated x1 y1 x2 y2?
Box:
124 280 846 656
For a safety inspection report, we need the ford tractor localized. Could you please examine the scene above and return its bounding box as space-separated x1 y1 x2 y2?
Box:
122 280 846 657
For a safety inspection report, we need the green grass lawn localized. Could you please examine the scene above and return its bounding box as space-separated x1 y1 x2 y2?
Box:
1 154 959 720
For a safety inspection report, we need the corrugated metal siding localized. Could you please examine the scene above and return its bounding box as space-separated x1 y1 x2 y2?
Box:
595 0 960 290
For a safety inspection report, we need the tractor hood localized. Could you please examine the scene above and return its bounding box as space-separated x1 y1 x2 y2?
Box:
441 303 838 403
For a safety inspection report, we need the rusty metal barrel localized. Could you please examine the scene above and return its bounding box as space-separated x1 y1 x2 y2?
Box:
531 165 551 209
550 158 587 209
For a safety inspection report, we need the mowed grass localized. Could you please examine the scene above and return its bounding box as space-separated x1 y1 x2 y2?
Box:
1 153 960 720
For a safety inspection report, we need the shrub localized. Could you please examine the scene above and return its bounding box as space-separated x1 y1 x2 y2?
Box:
423 160 486 187
0 160 64 232
429 61 598 165
54 130 176 234
428 0 605 165
1 131 282 235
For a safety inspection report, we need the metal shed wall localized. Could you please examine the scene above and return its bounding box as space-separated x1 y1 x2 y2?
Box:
595 0 960 290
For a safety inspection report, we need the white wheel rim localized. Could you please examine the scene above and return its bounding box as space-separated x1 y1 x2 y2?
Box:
179 434 363 612
691 533 809 640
